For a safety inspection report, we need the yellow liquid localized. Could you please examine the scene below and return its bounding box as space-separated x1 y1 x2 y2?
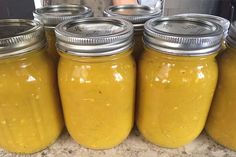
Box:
45 29 59 62
0 48 64 153
136 47 218 148
205 46 236 151
58 49 136 149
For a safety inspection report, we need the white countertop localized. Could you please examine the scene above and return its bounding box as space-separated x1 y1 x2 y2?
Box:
1 129 236 157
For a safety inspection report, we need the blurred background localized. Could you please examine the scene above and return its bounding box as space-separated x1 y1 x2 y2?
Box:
0 0 234 21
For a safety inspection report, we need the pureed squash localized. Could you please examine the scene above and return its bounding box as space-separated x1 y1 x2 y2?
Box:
55 17 136 149
136 17 223 148
104 4 161 60
205 22 236 151
0 19 63 153
33 5 93 62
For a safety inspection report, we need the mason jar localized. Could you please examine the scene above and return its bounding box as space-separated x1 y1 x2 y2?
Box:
104 4 161 60
175 13 230 50
0 19 64 153
55 17 136 149
136 17 223 148
33 5 93 62
205 22 236 151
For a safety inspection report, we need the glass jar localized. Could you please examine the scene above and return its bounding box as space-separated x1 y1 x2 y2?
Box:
0 19 64 153
104 4 161 60
33 5 93 62
205 22 236 151
175 13 230 50
55 17 136 149
136 17 223 148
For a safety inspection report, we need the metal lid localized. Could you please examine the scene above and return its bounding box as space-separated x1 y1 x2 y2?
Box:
55 17 133 57
33 5 93 28
226 21 236 47
175 13 230 39
0 19 46 58
103 4 161 31
144 16 223 56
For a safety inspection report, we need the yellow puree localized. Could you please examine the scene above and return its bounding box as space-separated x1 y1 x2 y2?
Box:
137 47 218 148
0 48 63 153
58 49 135 149
45 29 59 62
205 46 236 151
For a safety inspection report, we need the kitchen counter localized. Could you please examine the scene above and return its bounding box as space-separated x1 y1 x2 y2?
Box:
1 129 236 157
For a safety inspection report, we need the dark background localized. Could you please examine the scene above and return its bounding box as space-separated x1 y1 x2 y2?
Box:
0 0 35 19
0 0 234 21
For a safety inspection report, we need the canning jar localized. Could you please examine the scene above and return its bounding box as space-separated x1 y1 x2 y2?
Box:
136 17 223 148
175 13 230 50
55 17 136 149
0 19 64 153
104 4 161 60
33 5 93 62
205 22 236 151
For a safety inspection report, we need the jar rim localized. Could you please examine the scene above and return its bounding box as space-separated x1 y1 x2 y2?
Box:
226 21 236 47
0 19 46 58
144 16 223 56
103 4 162 31
33 4 93 27
175 13 230 39
55 17 134 57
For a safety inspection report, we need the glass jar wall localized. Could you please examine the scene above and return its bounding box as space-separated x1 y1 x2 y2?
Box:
0 19 64 154
205 22 236 151
55 17 136 149
33 5 93 62
136 17 223 148
104 4 161 60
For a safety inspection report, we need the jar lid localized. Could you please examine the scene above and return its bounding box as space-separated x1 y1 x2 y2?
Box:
226 21 236 47
144 16 223 56
33 4 93 28
103 4 161 31
0 19 45 58
55 17 133 56
175 13 230 39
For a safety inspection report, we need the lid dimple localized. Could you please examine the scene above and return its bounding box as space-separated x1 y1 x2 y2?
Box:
55 17 133 56
66 22 126 38
144 16 223 56
152 20 215 36
34 5 93 27
0 25 33 38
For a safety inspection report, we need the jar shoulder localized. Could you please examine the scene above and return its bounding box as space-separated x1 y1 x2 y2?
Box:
0 51 56 84
58 56 136 83
139 50 218 85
